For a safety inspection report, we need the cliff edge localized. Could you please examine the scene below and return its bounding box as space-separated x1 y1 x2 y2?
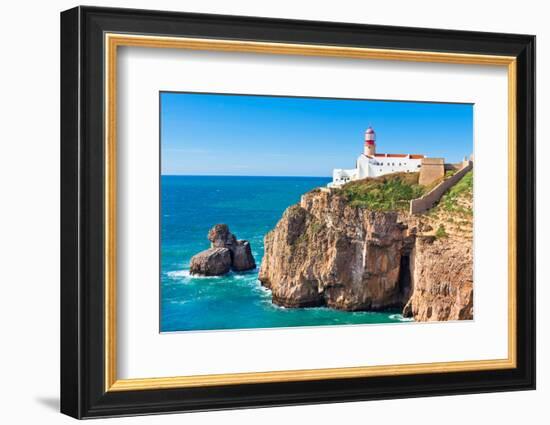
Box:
259 172 473 322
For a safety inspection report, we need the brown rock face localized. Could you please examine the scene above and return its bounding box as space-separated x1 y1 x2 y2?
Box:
402 236 473 321
208 224 237 248
190 224 256 276
259 190 414 310
259 189 473 321
189 248 232 276
231 240 256 271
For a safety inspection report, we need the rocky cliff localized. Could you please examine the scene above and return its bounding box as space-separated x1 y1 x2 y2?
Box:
402 235 473 321
259 189 415 310
403 172 474 321
259 179 473 321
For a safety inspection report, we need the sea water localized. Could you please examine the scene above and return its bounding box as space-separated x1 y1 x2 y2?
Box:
161 175 407 332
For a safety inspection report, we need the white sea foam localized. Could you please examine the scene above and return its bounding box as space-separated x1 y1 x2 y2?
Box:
166 270 223 280
166 268 263 282
256 284 271 293
389 313 414 322
166 270 189 279
252 285 272 299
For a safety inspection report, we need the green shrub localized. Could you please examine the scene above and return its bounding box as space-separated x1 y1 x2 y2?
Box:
341 172 425 211
439 171 473 213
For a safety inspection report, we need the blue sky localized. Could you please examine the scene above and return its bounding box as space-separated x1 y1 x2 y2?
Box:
161 92 473 177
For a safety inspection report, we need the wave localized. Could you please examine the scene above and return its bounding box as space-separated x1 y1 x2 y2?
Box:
166 270 189 279
389 313 414 322
166 270 224 280
252 284 272 300
254 283 271 293
166 268 260 281
232 273 257 281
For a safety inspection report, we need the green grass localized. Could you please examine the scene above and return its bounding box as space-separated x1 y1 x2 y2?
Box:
439 170 473 215
340 172 426 211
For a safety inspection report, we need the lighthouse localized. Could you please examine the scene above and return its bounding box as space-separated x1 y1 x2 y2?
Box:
328 126 427 188
364 126 376 156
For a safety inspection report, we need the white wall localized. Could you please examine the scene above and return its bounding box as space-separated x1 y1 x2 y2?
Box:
0 0 545 424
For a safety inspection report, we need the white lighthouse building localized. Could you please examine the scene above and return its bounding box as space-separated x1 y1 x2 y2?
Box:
328 127 426 188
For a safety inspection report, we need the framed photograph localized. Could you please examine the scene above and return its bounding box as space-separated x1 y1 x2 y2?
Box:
60 6 535 419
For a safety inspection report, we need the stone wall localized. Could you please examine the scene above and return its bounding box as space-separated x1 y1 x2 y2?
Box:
410 160 473 214
444 162 464 171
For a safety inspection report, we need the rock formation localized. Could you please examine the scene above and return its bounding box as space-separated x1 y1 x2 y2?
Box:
402 235 473 321
190 224 256 276
259 187 473 322
403 179 474 321
259 190 413 310
189 247 232 276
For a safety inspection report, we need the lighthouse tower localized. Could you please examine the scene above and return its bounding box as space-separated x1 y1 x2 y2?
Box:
364 126 376 156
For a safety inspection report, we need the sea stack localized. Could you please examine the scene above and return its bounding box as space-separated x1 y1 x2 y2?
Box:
190 224 256 276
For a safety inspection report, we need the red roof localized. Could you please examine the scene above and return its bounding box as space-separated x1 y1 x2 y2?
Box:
369 153 425 159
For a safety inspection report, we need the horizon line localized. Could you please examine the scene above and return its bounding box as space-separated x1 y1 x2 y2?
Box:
161 174 333 178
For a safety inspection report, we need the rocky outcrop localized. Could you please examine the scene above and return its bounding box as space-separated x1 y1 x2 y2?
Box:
208 224 256 271
190 224 256 276
259 188 473 321
231 240 256 271
208 224 237 248
190 248 232 276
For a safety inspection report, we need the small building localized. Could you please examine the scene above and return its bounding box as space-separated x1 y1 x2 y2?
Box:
328 127 426 188
419 158 445 186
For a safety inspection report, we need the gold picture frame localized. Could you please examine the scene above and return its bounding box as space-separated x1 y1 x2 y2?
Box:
104 34 517 392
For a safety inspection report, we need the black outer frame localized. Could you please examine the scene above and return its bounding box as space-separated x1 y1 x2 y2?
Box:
60 5 536 419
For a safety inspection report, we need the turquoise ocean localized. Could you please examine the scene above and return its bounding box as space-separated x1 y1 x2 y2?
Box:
161 175 407 332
